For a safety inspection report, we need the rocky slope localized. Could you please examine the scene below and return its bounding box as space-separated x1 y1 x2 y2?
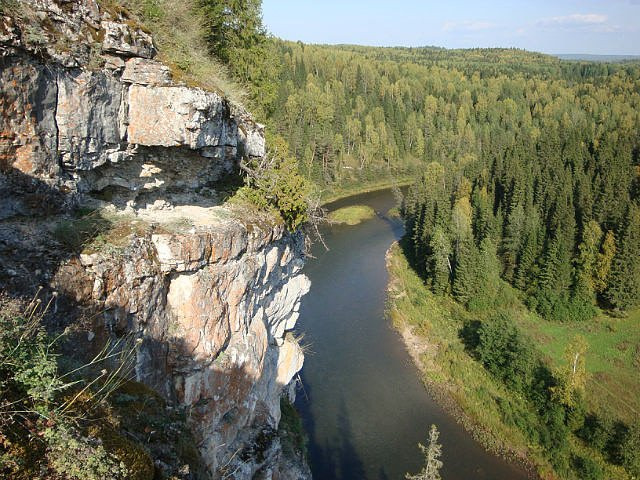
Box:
0 1 311 478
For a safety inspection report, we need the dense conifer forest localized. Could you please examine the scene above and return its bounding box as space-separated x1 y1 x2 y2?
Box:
246 38 640 316
119 1 640 478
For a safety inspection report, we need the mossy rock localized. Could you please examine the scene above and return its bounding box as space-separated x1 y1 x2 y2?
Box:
92 425 154 480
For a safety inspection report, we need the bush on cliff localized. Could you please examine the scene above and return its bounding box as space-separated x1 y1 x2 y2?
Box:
0 297 133 479
113 0 246 102
236 134 313 232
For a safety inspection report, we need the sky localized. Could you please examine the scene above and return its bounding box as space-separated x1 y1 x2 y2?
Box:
261 0 640 55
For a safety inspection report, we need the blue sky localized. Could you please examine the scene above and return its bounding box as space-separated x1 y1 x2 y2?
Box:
261 1 640 55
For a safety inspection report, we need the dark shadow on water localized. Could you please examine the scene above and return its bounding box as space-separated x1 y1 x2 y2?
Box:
335 398 367 480
375 210 405 240
377 466 391 480
296 379 367 480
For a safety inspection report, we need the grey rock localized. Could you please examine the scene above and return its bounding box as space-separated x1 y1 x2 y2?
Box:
239 120 267 158
122 57 172 86
101 20 156 59
56 69 123 170
126 85 237 149
53 219 310 479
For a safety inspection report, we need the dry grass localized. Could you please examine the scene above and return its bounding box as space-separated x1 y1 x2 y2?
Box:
106 0 246 104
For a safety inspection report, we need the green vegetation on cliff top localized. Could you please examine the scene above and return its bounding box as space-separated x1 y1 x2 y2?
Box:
0 295 206 480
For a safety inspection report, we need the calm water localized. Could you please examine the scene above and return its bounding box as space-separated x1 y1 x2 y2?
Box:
295 189 529 480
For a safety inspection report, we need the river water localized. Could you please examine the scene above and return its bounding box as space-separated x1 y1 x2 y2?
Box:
294 188 529 480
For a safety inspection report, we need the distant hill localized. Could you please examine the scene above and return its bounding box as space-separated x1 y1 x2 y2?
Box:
555 54 640 62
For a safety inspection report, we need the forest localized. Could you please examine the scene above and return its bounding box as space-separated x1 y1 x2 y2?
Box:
125 1 640 478
212 5 640 479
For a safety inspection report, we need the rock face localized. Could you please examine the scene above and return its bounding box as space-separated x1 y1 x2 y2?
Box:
55 216 311 478
0 1 265 218
0 1 311 478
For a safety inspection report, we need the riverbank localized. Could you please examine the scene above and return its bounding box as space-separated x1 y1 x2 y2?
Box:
385 242 635 480
319 176 413 205
385 243 542 478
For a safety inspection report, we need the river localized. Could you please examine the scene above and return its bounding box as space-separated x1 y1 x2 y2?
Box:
294 188 529 480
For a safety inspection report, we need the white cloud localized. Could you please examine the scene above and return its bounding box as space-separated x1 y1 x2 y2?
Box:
539 13 606 27
537 13 621 32
442 21 496 32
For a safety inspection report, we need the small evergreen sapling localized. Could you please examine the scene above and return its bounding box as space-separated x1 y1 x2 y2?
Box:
406 424 443 480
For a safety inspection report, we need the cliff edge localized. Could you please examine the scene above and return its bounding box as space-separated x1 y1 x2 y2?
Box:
0 1 311 478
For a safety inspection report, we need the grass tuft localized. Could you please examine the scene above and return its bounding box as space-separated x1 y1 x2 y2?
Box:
328 205 376 226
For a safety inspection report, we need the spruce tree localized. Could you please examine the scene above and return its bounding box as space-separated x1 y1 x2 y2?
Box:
429 226 452 295
606 207 640 310
453 236 479 305
200 0 266 64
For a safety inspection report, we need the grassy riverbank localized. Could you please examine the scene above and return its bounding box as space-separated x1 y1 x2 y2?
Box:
386 242 634 480
517 310 640 424
319 176 413 206
327 205 376 225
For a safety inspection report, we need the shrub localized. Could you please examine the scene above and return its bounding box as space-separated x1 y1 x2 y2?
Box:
532 289 598 322
474 312 535 392
619 422 640 477
44 425 129 480
237 135 313 232
0 297 140 478
572 455 604 480
0 305 61 410
578 414 614 452
495 397 541 444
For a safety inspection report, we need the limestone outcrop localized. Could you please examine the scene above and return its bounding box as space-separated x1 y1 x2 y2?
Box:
0 0 265 219
0 1 311 478
53 213 311 478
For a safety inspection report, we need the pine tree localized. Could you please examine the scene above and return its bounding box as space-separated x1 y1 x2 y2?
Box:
406 425 443 480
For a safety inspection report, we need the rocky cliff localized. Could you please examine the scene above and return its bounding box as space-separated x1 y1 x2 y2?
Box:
0 1 310 478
